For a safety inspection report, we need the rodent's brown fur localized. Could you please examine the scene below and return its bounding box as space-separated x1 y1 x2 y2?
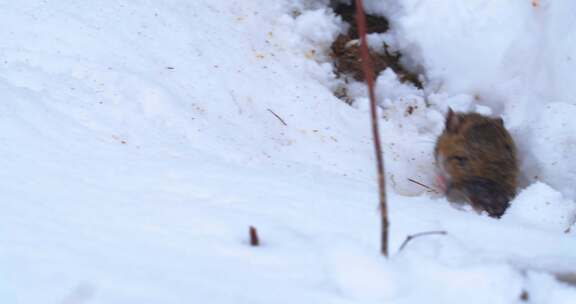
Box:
434 109 518 218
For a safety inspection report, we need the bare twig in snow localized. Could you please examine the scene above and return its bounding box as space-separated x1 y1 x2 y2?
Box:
267 108 287 126
249 226 260 246
555 272 576 286
408 178 440 194
520 290 529 302
565 216 575 233
355 0 389 257
398 230 447 253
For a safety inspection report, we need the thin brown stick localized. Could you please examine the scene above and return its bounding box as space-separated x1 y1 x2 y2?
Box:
398 230 447 253
355 0 389 257
249 226 260 246
408 178 440 194
267 108 287 126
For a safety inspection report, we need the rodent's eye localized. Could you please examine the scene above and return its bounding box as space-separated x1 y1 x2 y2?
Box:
448 156 468 167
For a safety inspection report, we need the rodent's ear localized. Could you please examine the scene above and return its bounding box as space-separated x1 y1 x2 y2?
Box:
494 118 504 127
445 107 462 133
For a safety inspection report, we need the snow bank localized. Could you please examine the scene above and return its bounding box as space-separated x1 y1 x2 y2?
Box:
526 103 576 199
360 0 576 202
370 0 576 106
505 182 576 232
1 0 575 303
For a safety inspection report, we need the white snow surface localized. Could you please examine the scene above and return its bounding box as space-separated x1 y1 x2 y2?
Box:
1 0 575 303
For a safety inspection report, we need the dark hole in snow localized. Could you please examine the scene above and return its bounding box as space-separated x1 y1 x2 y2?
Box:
332 1 389 39
329 1 422 88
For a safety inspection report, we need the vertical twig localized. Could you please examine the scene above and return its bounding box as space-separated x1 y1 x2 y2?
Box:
249 226 260 246
354 0 389 257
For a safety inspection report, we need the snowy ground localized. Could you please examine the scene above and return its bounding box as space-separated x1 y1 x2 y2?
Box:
1 0 575 303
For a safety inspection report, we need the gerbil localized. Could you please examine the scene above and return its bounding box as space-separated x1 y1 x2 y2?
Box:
434 108 518 218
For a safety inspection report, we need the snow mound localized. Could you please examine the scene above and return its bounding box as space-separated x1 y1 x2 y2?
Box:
1 0 576 303
505 182 576 232
525 103 576 200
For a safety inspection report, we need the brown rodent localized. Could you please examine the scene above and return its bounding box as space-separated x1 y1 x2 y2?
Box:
434 108 518 218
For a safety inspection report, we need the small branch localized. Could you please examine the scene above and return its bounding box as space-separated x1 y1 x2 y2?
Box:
397 230 447 253
408 178 439 194
355 0 389 257
249 226 260 246
267 108 287 126
520 290 529 302
565 216 575 234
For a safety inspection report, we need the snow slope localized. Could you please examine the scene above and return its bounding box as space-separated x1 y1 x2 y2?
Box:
0 0 575 303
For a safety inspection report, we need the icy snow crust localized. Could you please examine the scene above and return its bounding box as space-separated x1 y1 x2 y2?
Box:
0 0 575 303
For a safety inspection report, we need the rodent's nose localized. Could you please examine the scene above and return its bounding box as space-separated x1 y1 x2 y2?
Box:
434 174 447 192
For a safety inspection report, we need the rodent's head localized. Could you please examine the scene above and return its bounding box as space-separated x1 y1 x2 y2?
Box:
434 108 506 190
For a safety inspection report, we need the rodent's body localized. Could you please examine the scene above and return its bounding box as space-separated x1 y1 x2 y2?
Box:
434 109 518 217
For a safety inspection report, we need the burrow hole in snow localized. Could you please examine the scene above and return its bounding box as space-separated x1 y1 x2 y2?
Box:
288 1 576 228
289 0 438 196
328 1 423 105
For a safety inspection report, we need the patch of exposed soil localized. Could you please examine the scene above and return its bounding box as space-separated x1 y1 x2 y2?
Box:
329 2 422 88
333 1 389 40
